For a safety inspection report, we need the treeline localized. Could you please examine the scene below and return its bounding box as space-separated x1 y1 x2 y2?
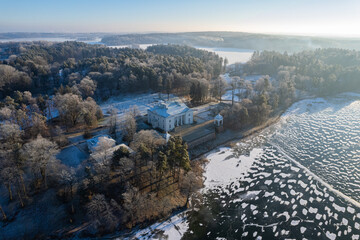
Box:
243 48 360 96
101 32 360 52
0 42 222 99
219 74 294 129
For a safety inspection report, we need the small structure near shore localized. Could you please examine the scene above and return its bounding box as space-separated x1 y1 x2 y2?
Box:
214 114 223 127
214 114 224 133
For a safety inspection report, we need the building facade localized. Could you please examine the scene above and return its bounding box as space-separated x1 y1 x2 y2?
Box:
147 101 193 132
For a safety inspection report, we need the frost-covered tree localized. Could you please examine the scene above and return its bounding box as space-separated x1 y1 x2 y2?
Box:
86 194 119 232
0 65 31 94
58 167 77 213
180 171 203 207
108 107 117 136
78 77 97 98
82 97 100 127
0 106 12 121
130 130 165 161
21 135 59 188
121 113 136 142
54 93 83 127
29 112 48 138
91 136 115 165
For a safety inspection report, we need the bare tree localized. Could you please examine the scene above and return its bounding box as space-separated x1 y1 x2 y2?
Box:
0 167 17 200
54 93 83 127
108 107 117 136
180 170 203 207
130 130 165 161
21 135 59 188
86 194 119 232
29 112 48 138
121 113 136 142
230 76 240 105
91 136 116 165
58 168 77 213
0 204 6 221
82 97 100 127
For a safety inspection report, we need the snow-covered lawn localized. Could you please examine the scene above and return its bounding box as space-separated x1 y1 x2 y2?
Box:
56 143 88 167
100 92 178 122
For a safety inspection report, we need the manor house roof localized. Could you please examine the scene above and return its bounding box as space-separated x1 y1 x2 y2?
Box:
148 101 191 118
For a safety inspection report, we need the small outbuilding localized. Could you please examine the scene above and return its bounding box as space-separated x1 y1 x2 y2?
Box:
86 134 115 152
214 114 223 127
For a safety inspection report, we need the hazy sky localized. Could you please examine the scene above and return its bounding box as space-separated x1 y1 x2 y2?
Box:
1 0 360 37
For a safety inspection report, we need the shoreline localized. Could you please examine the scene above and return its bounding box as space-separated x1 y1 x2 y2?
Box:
190 108 286 160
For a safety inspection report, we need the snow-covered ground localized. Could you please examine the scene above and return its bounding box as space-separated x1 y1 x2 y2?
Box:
221 89 245 102
100 92 178 123
125 212 189 240
220 74 274 102
56 143 88 167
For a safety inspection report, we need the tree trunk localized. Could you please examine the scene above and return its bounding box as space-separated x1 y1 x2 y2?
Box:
17 190 24 207
0 205 6 221
184 185 192 208
7 184 12 201
41 168 47 188
18 175 28 199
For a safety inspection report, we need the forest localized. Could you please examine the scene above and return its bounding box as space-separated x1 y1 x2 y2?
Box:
101 31 360 52
0 42 222 100
243 48 360 95
215 48 360 131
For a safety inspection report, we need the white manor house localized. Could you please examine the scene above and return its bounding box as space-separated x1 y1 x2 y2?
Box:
147 101 193 132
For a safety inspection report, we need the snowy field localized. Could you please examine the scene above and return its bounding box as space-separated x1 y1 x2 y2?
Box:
100 92 178 123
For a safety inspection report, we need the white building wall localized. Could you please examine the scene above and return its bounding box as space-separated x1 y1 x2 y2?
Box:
148 109 194 132
185 110 193 124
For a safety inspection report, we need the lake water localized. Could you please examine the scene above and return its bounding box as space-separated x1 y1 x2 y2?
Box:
150 93 360 239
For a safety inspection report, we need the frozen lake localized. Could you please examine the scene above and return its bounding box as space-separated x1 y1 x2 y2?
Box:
146 93 360 239
196 47 254 64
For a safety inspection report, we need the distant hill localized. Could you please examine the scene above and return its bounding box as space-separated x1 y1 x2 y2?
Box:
101 31 360 52
0 32 109 41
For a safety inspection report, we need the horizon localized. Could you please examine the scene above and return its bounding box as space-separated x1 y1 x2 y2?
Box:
2 30 360 41
1 0 360 38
